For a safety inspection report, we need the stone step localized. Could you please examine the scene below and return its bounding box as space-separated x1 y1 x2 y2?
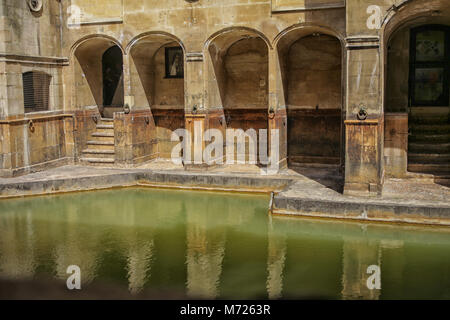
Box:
408 163 450 174
100 118 114 123
82 149 115 158
91 132 115 142
95 126 114 134
409 116 449 125
92 131 114 137
410 124 450 134
96 124 114 130
408 153 450 164
409 142 450 153
434 177 450 187
86 140 115 150
79 157 115 165
409 133 450 144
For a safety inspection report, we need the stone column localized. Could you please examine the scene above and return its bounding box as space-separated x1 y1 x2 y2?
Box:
114 53 157 166
344 37 384 196
268 48 287 170
184 52 208 169
122 53 134 111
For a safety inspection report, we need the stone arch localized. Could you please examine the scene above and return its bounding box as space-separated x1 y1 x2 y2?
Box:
205 27 271 163
70 34 125 59
275 24 345 169
126 31 186 159
70 35 124 118
382 0 450 182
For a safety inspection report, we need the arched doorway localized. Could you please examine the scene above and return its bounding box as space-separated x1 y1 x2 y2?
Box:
386 24 450 181
102 46 124 118
72 37 124 119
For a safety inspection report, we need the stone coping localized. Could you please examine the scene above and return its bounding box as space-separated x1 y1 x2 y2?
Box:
0 165 448 227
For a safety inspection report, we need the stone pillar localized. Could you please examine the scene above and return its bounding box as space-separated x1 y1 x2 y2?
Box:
0 61 10 175
268 48 287 170
184 52 208 169
344 37 384 196
113 53 157 166
122 53 134 111
114 110 156 166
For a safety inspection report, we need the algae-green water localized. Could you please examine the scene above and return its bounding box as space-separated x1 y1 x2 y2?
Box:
0 188 449 299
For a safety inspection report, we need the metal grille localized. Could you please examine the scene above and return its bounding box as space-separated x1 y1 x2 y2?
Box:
23 71 51 113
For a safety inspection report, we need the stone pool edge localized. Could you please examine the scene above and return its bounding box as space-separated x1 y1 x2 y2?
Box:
0 169 449 227
272 197 450 227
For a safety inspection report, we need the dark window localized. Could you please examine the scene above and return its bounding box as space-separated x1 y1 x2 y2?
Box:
165 47 184 79
410 25 450 106
22 71 51 113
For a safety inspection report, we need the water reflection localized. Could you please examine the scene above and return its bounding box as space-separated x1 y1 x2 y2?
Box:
266 216 286 299
0 188 449 299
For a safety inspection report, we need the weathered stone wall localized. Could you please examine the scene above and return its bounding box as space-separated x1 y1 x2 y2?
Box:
282 34 342 165
154 109 185 159
288 109 341 165
114 109 157 165
0 1 68 177
0 114 74 177
0 0 448 190
0 0 61 57
286 35 341 109
153 44 185 108
223 38 268 110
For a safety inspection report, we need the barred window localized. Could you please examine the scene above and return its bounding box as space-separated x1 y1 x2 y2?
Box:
23 71 52 113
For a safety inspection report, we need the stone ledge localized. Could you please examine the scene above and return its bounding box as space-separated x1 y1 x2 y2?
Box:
273 196 450 226
0 165 449 227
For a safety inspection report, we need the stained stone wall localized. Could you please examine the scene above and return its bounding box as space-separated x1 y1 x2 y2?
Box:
0 0 69 177
0 0 448 193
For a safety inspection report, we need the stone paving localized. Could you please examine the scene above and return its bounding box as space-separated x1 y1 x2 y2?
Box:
0 161 449 225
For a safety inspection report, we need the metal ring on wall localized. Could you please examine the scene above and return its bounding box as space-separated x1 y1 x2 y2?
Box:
28 119 35 133
27 0 43 12
357 105 368 121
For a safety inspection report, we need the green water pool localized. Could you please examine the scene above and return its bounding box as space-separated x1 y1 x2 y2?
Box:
0 188 449 299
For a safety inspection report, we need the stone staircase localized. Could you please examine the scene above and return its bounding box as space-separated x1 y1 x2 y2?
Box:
408 110 450 186
80 118 115 166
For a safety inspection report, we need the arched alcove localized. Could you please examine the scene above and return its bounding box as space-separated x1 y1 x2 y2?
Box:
128 33 185 159
384 0 450 182
206 28 270 163
72 36 124 118
277 30 343 168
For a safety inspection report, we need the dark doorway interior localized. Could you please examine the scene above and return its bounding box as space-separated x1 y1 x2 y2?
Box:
407 25 450 185
102 46 124 118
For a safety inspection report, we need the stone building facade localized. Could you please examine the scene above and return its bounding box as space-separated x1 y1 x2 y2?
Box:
0 0 449 196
